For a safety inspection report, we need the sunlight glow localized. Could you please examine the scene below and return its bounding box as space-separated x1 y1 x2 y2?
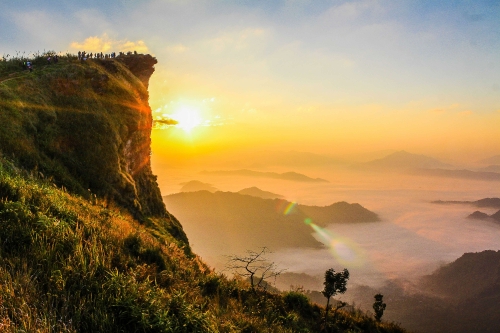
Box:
171 106 202 133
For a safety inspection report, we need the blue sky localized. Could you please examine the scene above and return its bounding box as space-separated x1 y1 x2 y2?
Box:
2 0 499 161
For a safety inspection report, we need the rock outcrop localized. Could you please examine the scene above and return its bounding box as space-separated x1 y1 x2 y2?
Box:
0 54 171 221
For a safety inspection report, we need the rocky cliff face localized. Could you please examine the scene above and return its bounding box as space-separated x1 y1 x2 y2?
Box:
0 54 170 221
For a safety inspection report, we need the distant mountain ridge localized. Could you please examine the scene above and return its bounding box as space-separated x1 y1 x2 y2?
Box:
359 150 451 170
432 197 500 223
413 168 500 182
200 169 329 182
237 186 284 199
163 191 379 256
432 197 500 208
179 180 218 192
466 209 500 223
422 250 500 300
479 154 500 165
346 250 500 333
247 150 341 168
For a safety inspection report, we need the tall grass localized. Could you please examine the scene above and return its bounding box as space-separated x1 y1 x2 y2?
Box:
0 158 409 332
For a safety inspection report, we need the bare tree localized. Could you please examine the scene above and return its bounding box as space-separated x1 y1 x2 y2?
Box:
226 247 286 292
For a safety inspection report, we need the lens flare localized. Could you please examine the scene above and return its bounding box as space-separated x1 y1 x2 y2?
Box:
283 202 297 215
304 218 365 267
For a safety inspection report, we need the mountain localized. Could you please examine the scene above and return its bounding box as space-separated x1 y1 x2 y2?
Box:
478 165 500 173
0 53 405 332
360 150 451 170
466 210 500 223
199 169 329 182
163 191 379 256
432 197 500 209
244 150 342 168
412 168 500 181
421 250 500 300
237 186 284 199
179 180 218 192
467 211 491 220
491 210 500 222
479 154 500 165
346 251 500 333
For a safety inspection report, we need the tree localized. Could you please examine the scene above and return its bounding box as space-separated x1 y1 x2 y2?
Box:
322 268 349 321
373 293 386 322
226 247 285 292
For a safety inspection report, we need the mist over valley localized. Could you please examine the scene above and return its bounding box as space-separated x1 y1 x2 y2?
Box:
156 150 500 332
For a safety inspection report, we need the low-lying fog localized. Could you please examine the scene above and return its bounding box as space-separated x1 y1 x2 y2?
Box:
155 163 500 294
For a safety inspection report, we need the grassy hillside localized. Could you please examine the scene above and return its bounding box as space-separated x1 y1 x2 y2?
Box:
0 53 408 332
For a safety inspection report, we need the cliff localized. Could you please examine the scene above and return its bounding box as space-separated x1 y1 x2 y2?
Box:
1 54 170 220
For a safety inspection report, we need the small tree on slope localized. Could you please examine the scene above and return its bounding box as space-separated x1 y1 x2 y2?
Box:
322 268 349 322
373 293 386 322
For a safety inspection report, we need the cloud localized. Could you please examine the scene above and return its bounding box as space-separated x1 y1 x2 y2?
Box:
155 118 178 125
206 27 268 52
166 44 188 53
428 103 461 114
70 34 149 53
459 110 473 116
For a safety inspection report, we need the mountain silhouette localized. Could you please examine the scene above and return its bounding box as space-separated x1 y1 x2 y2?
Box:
432 197 500 208
199 169 329 182
179 180 218 192
478 164 500 173
237 186 284 199
347 250 500 333
491 210 500 222
413 168 500 181
359 150 451 170
479 154 500 165
163 191 379 256
466 211 490 220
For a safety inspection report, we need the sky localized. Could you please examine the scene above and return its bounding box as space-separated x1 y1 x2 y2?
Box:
1 0 500 164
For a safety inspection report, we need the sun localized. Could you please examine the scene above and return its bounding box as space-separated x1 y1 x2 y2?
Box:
171 106 202 133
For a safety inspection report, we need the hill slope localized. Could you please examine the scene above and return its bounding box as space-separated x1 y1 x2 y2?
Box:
163 190 379 259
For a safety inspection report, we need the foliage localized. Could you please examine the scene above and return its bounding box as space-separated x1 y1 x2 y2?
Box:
322 268 350 321
373 293 387 322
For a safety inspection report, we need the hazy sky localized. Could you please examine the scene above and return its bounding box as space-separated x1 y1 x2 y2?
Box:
2 0 499 163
